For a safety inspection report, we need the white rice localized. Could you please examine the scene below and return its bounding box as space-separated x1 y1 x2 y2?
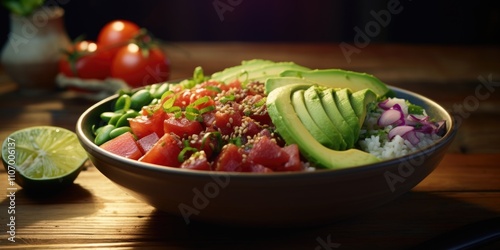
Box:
358 102 443 160
359 132 441 160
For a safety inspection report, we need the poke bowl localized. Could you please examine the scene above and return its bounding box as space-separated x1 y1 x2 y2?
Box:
75 60 457 226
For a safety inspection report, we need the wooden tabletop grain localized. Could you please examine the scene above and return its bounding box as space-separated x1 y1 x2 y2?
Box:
1 43 499 249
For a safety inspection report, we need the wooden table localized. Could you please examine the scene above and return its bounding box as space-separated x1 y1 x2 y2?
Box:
1 43 500 249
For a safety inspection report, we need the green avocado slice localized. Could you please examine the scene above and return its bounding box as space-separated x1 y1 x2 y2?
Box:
280 69 393 98
264 76 318 95
292 89 339 149
350 89 377 128
333 89 361 140
212 61 310 84
319 88 356 149
211 59 275 81
266 84 380 169
303 86 347 150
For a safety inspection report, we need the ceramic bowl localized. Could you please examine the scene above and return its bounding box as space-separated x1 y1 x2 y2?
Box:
76 86 457 227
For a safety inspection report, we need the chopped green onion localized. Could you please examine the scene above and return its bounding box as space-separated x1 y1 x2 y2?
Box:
220 94 235 104
178 146 198 162
163 95 176 110
199 105 215 114
185 107 201 121
160 90 174 102
408 103 424 115
193 66 205 84
165 106 182 118
190 96 211 107
230 137 243 147
205 86 222 93
254 97 266 107
201 132 223 153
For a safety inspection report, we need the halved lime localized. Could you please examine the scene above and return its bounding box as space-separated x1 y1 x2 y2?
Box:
1 126 88 192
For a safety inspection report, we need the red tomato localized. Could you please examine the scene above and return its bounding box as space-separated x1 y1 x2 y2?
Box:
242 95 272 125
100 132 143 160
214 104 242 135
136 132 160 154
246 136 289 170
139 133 182 167
180 152 211 171
59 40 113 80
241 117 263 138
97 20 140 52
129 110 166 139
214 144 243 172
164 115 203 138
111 44 170 87
173 89 192 108
280 144 302 171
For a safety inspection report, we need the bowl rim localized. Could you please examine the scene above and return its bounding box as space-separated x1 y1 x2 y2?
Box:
76 85 458 180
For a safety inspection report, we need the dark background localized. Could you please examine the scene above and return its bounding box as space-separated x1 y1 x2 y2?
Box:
1 0 499 45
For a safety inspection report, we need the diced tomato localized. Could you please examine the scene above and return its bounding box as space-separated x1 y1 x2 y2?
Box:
139 133 182 167
214 144 243 172
129 116 153 139
136 132 160 154
241 95 272 126
149 108 168 136
279 144 302 172
164 115 203 138
98 77 306 173
180 152 211 171
100 132 143 160
174 89 192 108
129 110 166 139
222 80 242 92
250 113 272 126
242 117 262 138
247 136 289 170
202 112 216 128
192 85 220 99
214 104 242 135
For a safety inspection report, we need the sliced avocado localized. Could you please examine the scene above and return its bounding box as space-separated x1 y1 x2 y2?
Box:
211 59 275 81
266 84 380 169
292 89 338 149
319 88 356 149
213 61 310 84
333 88 361 140
264 76 318 95
350 89 377 127
303 86 347 150
280 69 393 98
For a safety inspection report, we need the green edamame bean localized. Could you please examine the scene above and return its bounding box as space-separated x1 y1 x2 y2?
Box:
130 89 153 110
115 94 131 111
148 83 159 95
100 112 116 123
152 83 170 99
93 125 103 136
109 126 132 139
108 113 123 126
115 111 139 127
94 124 115 145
